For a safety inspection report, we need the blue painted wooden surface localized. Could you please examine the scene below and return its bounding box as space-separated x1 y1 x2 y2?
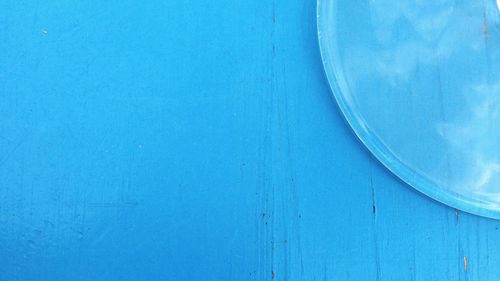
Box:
1 1 499 280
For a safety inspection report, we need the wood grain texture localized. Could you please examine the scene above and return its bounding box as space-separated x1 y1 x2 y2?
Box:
0 0 499 280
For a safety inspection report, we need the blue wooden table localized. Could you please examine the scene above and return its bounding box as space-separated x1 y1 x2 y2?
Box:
1 0 499 280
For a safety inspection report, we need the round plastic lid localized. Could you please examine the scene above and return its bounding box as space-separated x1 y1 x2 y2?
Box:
318 0 499 218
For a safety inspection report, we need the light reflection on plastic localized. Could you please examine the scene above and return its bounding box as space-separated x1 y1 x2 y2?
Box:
318 0 500 218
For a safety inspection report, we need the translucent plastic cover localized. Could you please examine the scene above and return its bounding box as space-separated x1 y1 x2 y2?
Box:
318 0 499 218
